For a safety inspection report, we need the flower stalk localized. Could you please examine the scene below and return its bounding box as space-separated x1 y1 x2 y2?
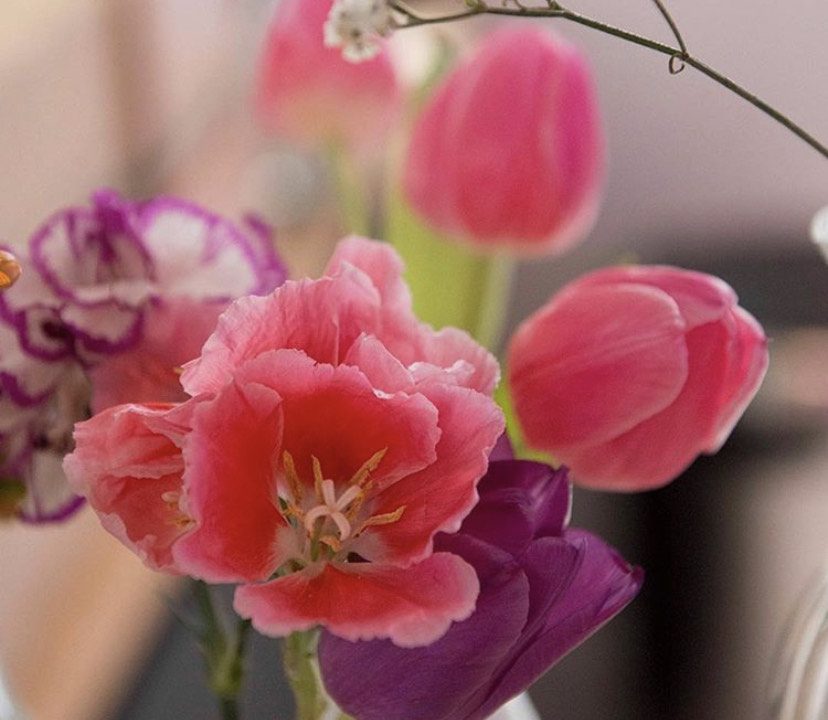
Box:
390 0 828 159
192 581 251 720
283 630 351 720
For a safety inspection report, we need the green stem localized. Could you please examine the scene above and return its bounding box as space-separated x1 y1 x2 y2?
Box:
283 630 352 720
191 580 251 720
390 1 828 159
473 254 515 352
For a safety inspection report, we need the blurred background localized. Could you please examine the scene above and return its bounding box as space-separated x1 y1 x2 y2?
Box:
0 0 826 718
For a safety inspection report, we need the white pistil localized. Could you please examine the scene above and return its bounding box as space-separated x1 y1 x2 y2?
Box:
303 479 363 541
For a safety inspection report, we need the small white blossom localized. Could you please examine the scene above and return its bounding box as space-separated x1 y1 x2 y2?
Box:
324 0 394 62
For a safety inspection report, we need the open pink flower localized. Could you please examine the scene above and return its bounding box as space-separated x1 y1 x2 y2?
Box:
404 27 603 255
508 266 768 491
65 237 504 646
256 0 401 149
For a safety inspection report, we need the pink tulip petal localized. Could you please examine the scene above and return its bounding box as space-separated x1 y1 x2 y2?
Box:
578 265 737 329
234 552 479 647
704 306 768 451
256 0 401 149
342 334 414 393
560 320 736 490
509 283 688 451
359 382 503 565
172 379 287 583
404 28 603 253
64 403 192 571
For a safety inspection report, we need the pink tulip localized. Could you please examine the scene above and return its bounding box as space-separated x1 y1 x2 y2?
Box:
508 266 768 491
255 0 401 149
65 237 504 647
404 27 603 254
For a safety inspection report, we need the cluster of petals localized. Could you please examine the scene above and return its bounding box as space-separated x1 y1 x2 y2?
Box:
319 438 643 720
65 237 504 647
404 27 604 255
0 190 285 522
256 0 401 148
508 265 769 491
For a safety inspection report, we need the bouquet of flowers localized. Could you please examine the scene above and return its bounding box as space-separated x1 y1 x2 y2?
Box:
0 0 824 718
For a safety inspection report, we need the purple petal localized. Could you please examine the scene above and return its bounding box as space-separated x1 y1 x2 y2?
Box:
473 531 643 719
459 461 571 554
320 538 531 720
489 433 515 461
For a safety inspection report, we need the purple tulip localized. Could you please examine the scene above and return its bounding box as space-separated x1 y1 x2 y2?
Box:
318 452 643 720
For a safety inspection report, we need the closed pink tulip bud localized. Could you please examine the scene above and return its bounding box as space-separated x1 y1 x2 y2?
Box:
404 27 603 254
256 0 401 149
508 266 769 490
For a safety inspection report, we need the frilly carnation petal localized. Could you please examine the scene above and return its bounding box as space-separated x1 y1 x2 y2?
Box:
172 379 287 583
0 322 68 405
64 402 194 571
234 551 479 647
404 28 603 254
255 0 401 148
509 282 689 451
135 197 280 300
18 449 86 523
509 265 768 490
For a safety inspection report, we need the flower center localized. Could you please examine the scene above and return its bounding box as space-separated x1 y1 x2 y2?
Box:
279 448 405 560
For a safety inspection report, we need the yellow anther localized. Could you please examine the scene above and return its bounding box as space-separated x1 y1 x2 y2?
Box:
282 451 304 504
348 447 388 488
312 455 326 501
319 535 343 552
356 505 406 535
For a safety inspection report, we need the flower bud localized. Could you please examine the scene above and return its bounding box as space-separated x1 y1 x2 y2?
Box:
508 265 769 490
404 28 604 255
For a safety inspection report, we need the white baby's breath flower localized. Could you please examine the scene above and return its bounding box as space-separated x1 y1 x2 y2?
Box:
324 0 394 62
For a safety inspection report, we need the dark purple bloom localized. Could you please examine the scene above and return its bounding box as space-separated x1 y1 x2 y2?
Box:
318 451 643 720
0 190 288 523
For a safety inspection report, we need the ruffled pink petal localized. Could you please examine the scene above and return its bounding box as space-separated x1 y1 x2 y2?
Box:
342 334 414 393
358 383 503 565
508 282 688 451
577 265 737 329
172 379 287 583
64 402 193 572
89 298 226 412
234 349 440 494
703 306 768 451
326 237 499 394
234 552 479 647
180 271 380 396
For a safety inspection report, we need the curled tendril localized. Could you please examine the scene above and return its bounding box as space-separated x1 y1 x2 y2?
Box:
669 53 687 74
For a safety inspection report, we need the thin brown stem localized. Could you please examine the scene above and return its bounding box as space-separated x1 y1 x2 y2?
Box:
390 1 828 159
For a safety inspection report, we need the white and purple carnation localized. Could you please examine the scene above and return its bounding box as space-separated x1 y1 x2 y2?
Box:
0 190 287 523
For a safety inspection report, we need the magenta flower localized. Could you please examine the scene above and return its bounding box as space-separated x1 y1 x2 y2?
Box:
0 191 286 522
65 237 504 646
318 447 643 720
256 0 401 149
404 28 603 255
508 265 769 491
